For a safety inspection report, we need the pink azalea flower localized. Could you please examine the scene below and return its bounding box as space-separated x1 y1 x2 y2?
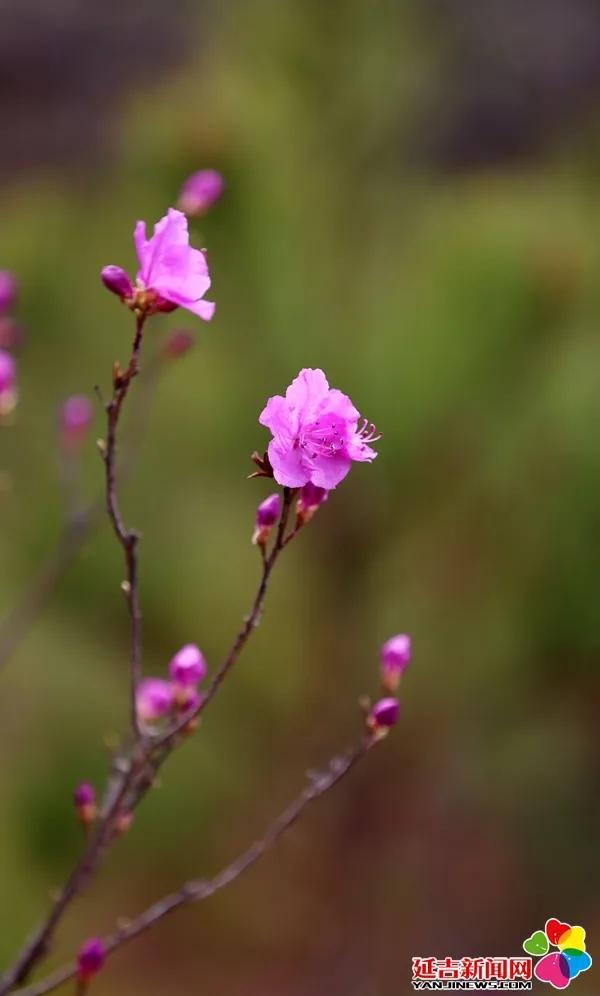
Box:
102 209 215 321
259 368 379 490
135 209 215 320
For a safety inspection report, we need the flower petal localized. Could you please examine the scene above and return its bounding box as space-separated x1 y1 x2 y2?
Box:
268 440 310 488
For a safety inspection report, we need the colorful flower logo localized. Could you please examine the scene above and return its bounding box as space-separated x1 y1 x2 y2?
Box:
522 919 592 989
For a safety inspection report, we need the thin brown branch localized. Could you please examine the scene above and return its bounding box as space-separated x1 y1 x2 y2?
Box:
12 733 376 996
103 313 146 741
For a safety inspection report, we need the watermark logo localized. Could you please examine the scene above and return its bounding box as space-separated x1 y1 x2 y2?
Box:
411 956 532 989
411 918 591 991
523 918 592 990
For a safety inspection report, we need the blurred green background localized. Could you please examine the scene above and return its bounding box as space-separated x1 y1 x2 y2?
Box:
1 1 599 993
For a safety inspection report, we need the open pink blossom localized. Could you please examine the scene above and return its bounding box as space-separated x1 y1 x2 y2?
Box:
259 368 379 489
102 209 215 320
135 209 215 319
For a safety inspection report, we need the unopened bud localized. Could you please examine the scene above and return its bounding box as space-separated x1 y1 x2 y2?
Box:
296 483 328 524
380 634 411 693
136 677 174 723
77 938 106 982
367 697 400 734
252 493 281 546
101 265 134 300
73 782 97 828
169 644 207 688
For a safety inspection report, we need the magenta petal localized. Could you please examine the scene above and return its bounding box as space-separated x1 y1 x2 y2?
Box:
309 452 352 490
268 440 310 488
285 368 330 417
183 296 215 321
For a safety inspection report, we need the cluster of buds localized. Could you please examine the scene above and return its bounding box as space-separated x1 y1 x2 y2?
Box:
366 634 412 736
0 270 19 416
136 643 208 732
252 483 331 549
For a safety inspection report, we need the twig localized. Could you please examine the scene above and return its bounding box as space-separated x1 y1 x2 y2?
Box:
102 314 146 741
12 734 375 996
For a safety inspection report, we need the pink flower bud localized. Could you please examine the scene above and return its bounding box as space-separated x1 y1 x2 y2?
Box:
73 782 96 828
256 493 281 527
73 782 95 807
0 271 18 314
162 329 195 358
253 493 281 547
380 634 411 692
296 482 328 524
298 483 328 511
169 644 207 687
59 395 93 449
178 170 225 216
101 265 134 300
136 678 174 723
77 938 106 981
369 697 400 729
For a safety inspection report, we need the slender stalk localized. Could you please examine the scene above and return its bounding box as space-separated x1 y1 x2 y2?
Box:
103 314 146 741
11 734 375 996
